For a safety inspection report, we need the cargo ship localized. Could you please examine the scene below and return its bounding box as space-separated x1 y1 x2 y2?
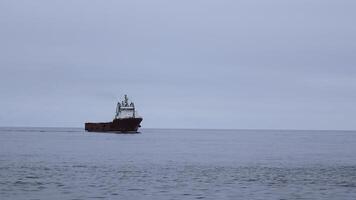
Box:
85 95 143 133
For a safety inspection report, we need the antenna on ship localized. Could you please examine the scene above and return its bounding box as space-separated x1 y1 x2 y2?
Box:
124 94 129 106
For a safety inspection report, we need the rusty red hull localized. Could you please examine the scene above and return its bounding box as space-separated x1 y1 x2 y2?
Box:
85 118 142 133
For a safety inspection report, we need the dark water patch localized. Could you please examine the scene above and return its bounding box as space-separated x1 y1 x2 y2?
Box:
72 165 88 168
14 180 31 185
337 182 356 188
54 182 65 187
25 175 39 179
127 188 145 191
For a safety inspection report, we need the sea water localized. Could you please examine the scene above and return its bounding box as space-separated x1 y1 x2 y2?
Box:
0 128 356 199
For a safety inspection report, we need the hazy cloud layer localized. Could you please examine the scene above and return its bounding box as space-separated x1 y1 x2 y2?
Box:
1 0 355 129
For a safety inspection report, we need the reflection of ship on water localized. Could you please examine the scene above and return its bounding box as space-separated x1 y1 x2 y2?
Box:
85 95 143 133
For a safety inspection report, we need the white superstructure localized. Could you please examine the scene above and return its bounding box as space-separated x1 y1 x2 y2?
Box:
115 95 139 119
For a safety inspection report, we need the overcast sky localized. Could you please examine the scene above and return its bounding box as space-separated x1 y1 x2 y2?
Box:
0 0 355 129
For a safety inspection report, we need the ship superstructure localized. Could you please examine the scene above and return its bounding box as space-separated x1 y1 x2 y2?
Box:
85 95 143 133
115 95 138 119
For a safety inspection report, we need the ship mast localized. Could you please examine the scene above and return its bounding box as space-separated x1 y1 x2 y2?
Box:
124 94 129 106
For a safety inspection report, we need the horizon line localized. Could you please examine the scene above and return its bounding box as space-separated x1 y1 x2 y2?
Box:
0 126 355 132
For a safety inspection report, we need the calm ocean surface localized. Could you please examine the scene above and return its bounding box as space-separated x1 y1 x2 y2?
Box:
1 128 356 200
